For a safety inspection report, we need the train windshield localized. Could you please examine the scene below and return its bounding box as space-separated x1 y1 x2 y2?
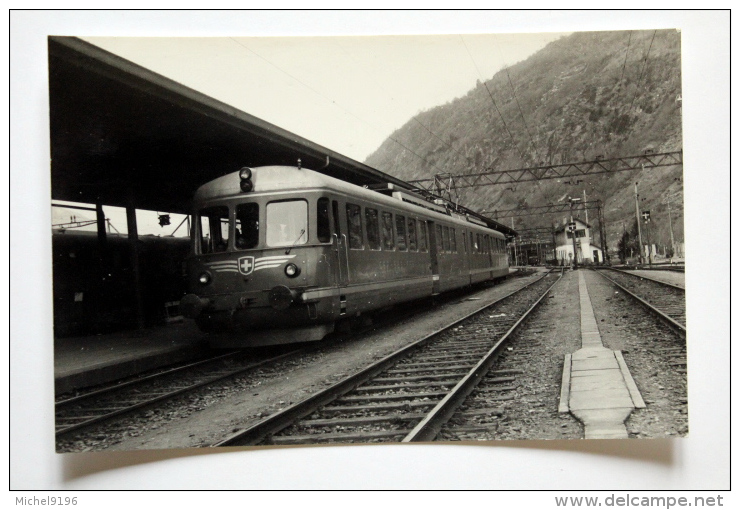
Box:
266 200 308 247
235 203 259 250
198 206 229 254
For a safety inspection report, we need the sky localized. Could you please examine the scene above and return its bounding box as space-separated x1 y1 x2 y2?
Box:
57 32 564 235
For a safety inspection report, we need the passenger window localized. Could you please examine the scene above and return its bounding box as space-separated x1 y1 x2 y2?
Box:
235 203 259 250
442 226 450 252
317 198 331 243
462 230 468 253
396 215 407 251
381 211 394 250
450 228 457 253
407 218 417 252
346 203 364 249
436 225 443 252
365 208 381 250
418 221 428 252
198 205 229 254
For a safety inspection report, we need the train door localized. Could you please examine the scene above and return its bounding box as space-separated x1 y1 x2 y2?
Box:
427 220 440 295
332 200 349 314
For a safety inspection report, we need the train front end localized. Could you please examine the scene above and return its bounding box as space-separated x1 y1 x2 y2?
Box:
180 166 337 347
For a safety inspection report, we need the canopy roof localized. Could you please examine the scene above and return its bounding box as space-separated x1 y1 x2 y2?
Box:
48 36 516 236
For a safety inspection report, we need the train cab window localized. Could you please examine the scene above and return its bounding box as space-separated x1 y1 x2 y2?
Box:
346 203 364 250
395 215 407 251
407 218 417 252
450 228 457 253
235 203 259 250
198 205 229 254
266 200 308 248
381 211 394 250
365 208 381 250
418 221 428 252
442 226 450 253
317 198 331 243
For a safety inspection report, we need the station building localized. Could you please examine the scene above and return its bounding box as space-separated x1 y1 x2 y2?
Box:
554 218 603 265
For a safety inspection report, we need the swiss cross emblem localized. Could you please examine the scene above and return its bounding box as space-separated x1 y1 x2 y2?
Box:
238 256 254 275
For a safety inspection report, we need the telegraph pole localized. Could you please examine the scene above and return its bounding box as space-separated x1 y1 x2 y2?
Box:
569 196 581 269
634 180 644 265
667 202 675 263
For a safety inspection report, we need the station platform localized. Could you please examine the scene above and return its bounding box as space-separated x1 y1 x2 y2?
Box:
559 270 645 438
622 269 685 288
54 320 208 395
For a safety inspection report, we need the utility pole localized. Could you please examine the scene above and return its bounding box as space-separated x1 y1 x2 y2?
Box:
667 202 675 263
569 196 581 269
644 211 653 267
583 189 588 224
634 180 644 265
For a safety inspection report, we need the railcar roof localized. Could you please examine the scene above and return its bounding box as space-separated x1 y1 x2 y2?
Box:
195 166 506 236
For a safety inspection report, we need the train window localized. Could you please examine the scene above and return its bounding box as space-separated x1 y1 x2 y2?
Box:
462 230 468 253
436 225 443 252
346 203 364 250
266 200 308 248
235 203 259 250
365 208 381 250
470 232 474 254
395 215 407 251
450 228 457 253
485 235 490 254
475 234 481 254
198 206 229 254
317 198 331 243
381 211 394 250
442 226 450 252
418 221 428 252
407 218 417 252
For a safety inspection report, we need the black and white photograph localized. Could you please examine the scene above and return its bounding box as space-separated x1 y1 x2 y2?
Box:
11 10 729 491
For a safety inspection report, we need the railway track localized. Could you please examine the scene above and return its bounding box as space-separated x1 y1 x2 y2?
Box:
215 269 561 446
55 349 301 439
594 268 686 338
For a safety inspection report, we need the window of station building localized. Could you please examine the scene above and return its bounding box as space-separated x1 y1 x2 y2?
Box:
365 208 381 250
442 226 450 252
407 218 417 251
450 228 457 253
395 215 407 251
418 221 428 252
235 203 259 250
346 203 364 250
198 205 230 254
381 211 394 250
317 198 331 243
266 200 308 248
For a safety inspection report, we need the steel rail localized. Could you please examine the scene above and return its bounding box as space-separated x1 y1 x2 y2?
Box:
403 272 561 442
214 270 555 447
55 348 301 438
56 350 240 406
593 269 686 339
603 267 685 291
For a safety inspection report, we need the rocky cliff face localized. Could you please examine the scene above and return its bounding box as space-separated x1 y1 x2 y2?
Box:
365 30 684 253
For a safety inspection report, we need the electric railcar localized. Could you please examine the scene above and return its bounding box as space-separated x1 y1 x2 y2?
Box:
180 165 509 347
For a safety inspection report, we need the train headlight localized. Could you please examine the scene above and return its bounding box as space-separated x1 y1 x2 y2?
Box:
239 167 252 180
198 271 212 285
284 263 301 278
239 167 253 192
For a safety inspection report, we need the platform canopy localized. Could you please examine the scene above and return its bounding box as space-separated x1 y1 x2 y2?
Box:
48 36 516 236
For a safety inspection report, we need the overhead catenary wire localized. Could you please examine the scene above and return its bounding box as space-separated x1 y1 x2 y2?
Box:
459 35 527 164
627 30 657 116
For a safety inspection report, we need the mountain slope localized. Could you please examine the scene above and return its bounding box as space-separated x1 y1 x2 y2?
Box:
364 29 684 253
